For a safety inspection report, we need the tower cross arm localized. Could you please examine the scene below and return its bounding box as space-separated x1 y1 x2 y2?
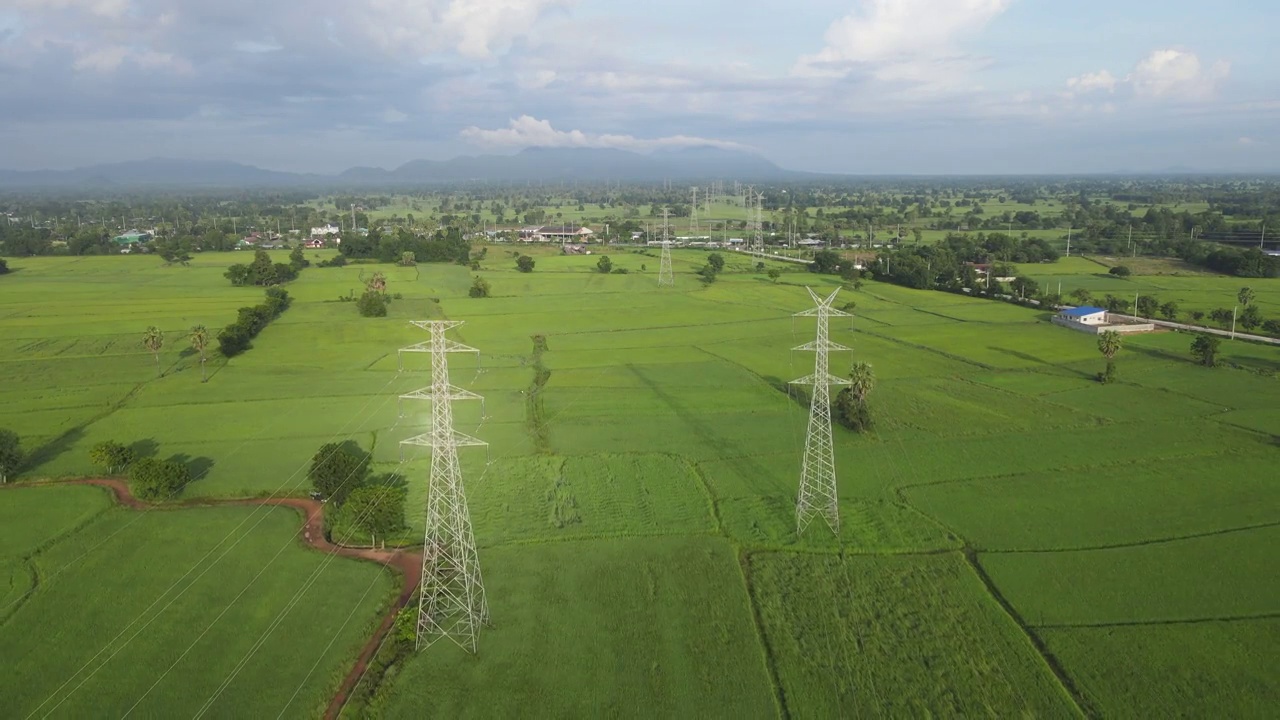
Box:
400 385 483 402
793 340 852 352
794 307 852 318
789 372 852 386
399 430 489 449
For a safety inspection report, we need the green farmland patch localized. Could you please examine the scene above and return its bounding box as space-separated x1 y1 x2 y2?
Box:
982 524 1280 626
0 504 393 719
748 552 1077 717
1041 620 1280 718
373 537 776 718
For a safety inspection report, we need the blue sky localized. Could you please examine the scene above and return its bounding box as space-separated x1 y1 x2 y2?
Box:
0 0 1276 174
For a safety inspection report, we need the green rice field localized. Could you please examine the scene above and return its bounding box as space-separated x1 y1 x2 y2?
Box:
0 246 1276 716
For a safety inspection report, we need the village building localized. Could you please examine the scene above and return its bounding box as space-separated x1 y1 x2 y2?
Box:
518 225 594 242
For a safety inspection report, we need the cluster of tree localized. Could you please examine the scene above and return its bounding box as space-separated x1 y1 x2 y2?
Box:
1190 334 1221 367
217 287 292 357
307 442 406 545
1073 286 1277 336
0 429 22 482
832 362 876 432
129 456 193 501
866 233 1058 293
225 249 300 286
89 440 136 474
338 226 470 265
357 272 390 317
698 253 725 284
1 258 11 274
469 276 491 298
596 255 613 274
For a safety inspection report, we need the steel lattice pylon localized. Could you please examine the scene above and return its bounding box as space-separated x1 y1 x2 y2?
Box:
790 287 851 535
398 320 489 653
658 207 675 287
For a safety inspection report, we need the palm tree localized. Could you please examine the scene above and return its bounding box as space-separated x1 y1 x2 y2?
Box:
848 361 876 404
189 325 211 383
142 326 164 378
1097 330 1122 383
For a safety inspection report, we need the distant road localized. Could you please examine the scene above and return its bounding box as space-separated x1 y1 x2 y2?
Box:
1107 313 1280 346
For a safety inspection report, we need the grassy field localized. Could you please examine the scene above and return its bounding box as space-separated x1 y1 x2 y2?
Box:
0 246 1276 715
0 486 394 718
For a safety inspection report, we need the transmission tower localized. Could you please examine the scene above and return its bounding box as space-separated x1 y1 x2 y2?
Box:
790 288 851 535
399 320 489 653
690 187 699 237
747 190 757 254
658 207 675 287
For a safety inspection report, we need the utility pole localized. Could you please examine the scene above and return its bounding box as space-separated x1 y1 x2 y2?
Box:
1261 224 1267 249
659 208 674 287
1231 306 1238 339
1066 228 1072 257
791 287 852 535
398 320 489 653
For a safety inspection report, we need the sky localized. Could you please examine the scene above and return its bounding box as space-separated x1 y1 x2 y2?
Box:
0 0 1277 174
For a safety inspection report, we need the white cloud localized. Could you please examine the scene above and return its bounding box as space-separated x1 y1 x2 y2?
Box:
233 39 283 53
381 107 408 123
13 0 130 18
460 115 747 152
1238 136 1257 145
1061 49 1229 107
793 0 1011 81
72 45 187 73
1066 70 1117 93
1129 49 1228 100
360 0 574 59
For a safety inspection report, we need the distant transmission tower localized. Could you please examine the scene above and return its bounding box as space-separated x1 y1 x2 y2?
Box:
791 288 851 535
659 207 675 287
747 190 757 254
399 320 489 652
690 187 699 237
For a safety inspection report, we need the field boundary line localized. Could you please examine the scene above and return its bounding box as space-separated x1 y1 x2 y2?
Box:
736 550 790 720
1032 612 1280 630
961 549 1094 718
979 520 1280 554
893 446 1274 494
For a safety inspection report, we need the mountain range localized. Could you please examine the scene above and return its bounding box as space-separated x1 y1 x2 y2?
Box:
0 147 805 189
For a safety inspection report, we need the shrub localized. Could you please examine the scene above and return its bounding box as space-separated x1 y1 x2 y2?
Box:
0 429 21 483
1109 265 1132 277
128 457 192 501
611 267 629 274
596 255 613 274
469 276 491 298
516 255 536 273
357 290 388 317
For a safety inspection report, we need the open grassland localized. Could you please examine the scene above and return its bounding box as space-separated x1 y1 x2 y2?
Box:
0 248 1276 715
0 487 393 718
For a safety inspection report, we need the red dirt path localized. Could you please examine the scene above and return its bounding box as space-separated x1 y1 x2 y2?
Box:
38 479 422 719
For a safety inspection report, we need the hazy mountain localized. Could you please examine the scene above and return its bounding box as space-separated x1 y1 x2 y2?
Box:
0 158 310 188
0 147 803 188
